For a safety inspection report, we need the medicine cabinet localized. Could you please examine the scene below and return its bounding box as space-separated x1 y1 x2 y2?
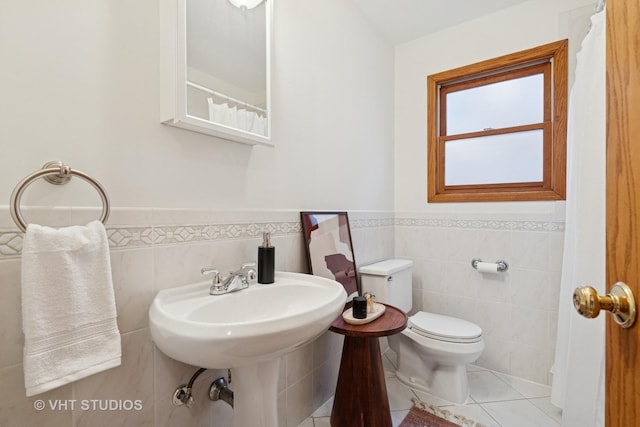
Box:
160 0 273 146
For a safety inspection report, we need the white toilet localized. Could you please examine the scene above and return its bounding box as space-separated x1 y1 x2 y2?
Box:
359 259 484 404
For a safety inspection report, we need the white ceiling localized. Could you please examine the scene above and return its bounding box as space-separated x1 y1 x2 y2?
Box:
351 0 531 44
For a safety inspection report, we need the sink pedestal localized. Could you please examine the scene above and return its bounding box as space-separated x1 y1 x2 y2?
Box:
231 358 280 427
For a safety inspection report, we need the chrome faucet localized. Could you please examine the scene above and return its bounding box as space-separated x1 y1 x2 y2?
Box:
201 263 257 295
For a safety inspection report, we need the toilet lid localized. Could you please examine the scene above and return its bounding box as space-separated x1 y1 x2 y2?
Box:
409 312 482 343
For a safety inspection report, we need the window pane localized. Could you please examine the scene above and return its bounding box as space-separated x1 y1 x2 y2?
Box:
446 74 544 135
444 130 543 186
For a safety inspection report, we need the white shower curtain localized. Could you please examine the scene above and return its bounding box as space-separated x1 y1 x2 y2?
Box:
551 9 605 427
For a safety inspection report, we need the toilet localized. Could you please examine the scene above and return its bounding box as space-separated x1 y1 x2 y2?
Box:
359 259 484 404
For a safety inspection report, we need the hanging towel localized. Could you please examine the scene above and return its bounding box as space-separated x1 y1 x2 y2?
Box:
21 220 121 396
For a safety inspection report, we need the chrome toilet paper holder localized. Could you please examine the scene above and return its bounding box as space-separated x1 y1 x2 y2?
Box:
471 258 509 272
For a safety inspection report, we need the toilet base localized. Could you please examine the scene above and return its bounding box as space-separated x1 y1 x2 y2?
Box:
394 364 470 405
391 329 483 405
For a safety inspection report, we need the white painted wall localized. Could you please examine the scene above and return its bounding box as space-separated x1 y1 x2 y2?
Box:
394 0 594 215
0 0 394 211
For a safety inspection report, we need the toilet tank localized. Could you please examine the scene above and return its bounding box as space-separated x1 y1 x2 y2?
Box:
359 259 413 313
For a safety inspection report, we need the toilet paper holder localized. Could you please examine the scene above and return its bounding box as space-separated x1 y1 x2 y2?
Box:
471 258 509 272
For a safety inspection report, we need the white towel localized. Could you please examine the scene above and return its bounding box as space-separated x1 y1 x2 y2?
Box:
21 220 121 396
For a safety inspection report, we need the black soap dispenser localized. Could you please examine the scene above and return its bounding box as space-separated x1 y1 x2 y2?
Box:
258 231 275 284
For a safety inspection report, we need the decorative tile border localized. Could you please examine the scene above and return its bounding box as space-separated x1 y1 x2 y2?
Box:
396 217 565 232
107 221 302 249
0 221 304 259
0 231 22 257
0 212 563 259
350 217 395 228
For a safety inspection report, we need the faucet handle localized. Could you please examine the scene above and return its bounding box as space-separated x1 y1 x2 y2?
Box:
240 262 257 285
202 268 225 295
201 268 221 283
240 262 256 272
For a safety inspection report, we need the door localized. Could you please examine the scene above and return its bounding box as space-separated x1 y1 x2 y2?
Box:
606 0 640 425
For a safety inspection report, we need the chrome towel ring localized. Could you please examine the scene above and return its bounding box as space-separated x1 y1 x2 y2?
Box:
10 161 110 232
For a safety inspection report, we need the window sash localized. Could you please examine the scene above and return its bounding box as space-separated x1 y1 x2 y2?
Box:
439 124 551 190
440 62 551 138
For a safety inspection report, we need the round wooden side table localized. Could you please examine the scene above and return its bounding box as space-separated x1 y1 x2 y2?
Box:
329 302 408 427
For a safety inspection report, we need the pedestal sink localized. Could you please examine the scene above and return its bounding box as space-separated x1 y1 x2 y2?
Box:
149 271 347 427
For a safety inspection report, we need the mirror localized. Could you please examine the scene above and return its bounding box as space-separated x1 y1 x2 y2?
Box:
160 0 272 146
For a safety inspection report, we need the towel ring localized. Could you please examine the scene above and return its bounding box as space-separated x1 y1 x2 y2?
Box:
10 161 110 232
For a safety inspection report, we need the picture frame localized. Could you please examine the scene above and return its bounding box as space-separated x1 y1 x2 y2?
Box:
300 211 360 299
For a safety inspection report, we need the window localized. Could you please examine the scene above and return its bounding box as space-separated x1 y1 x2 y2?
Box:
427 40 567 202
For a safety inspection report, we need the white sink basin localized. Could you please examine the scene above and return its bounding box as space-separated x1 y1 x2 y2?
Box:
149 271 347 427
149 271 347 368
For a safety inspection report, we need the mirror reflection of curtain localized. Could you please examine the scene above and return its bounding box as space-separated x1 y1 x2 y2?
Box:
207 98 267 136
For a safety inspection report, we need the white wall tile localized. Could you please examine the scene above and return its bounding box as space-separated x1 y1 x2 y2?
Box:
73 330 155 427
477 229 513 262
475 301 513 342
0 259 23 368
110 248 154 333
418 259 446 293
286 374 313 427
475 270 511 304
286 344 314 388
0 206 564 425
510 342 551 385
510 231 550 271
422 291 450 315
311 355 341 412
312 331 344 370
446 228 480 263
446 261 481 299
476 333 510 374
510 307 549 349
396 212 563 386
0 364 73 427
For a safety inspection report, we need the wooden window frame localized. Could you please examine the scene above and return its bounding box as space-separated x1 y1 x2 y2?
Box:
427 40 568 202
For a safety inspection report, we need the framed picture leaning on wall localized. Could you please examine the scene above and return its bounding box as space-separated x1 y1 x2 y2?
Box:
300 211 360 300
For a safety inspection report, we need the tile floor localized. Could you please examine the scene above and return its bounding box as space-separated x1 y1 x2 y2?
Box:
299 349 562 427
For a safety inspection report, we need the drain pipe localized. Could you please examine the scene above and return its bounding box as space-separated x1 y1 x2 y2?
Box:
209 377 234 407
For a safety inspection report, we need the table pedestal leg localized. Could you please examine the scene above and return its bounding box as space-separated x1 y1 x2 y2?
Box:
330 336 391 427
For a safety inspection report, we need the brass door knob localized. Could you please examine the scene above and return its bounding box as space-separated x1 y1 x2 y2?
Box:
573 282 636 328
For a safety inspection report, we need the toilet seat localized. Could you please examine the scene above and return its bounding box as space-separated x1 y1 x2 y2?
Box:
408 312 482 344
